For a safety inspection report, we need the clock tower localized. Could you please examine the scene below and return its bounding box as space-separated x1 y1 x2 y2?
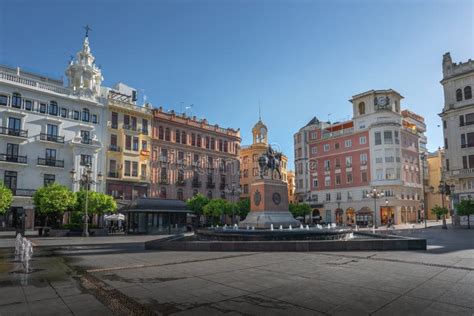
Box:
252 119 268 144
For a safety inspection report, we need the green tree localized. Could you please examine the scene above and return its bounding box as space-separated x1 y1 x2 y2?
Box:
203 199 229 224
33 183 76 226
237 198 250 219
289 203 312 219
431 205 449 229
74 190 117 215
455 199 474 229
186 193 209 216
0 184 13 215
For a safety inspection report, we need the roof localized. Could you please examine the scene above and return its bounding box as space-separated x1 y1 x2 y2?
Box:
305 117 320 127
123 198 191 213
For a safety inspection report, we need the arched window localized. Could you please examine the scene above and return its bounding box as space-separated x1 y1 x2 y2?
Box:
175 129 181 143
181 131 186 145
82 108 89 121
358 102 365 115
158 126 164 140
205 136 210 149
224 141 228 152
197 134 202 147
465 86 472 100
218 140 223 151
49 101 58 116
456 89 463 102
211 138 215 150
159 187 167 199
207 190 213 199
177 188 184 201
165 128 171 141
11 93 21 108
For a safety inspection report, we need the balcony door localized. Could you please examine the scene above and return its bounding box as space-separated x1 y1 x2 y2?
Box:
8 117 21 131
47 124 58 136
7 143 19 158
46 148 57 164
4 171 17 191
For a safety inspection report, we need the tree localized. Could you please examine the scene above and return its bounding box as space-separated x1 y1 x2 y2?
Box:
431 205 449 229
0 184 13 215
186 193 209 216
33 183 76 226
289 203 312 219
74 190 117 215
237 198 250 219
203 199 229 224
455 199 474 229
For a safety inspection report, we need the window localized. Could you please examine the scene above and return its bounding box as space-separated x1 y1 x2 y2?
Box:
311 132 317 139
336 192 342 200
11 93 21 108
80 154 92 166
446 159 450 171
177 189 184 201
165 128 170 141
211 138 215 150
243 184 249 194
323 144 330 152
160 187 167 199
456 89 463 102
219 139 224 151
205 136 210 149
131 117 137 130
49 101 58 116
125 135 131 150
360 153 367 165
345 139 352 148
376 168 383 180
133 137 139 151
469 155 474 169
4 171 18 191
191 133 196 146
8 117 21 131
466 113 474 126
335 143 340 150
384 131 393 144
81 130 90 143
375 132 381 145
443 120 447 129
44 174 55 186
60 108 67 118
335 175 341 185
358 102 365 115
197 135 202 147
461 134 466 148
24 100 32 111
142 119 148 134
346 172 353 184
347 191 353 200
465 86 472 100
40 103 47 113
467 132 474 147
73 110 79 120
359 121 366 129
460 115 465 126
111 112 118 128
7 143 19 158
325 193 331 201
142 140 148 151
0 95 7 106
124 161 131 176
92 114 98 124
361 171 368 182
158 126 164 140
312 178 318 188
47 124 58 136
394 131 399 144
324 160 330 170
182 131 186 144
359 136 366 144
345 156 352 167
175 130 181 143
132 162 138 176
325 176 331 187
445 137 448 149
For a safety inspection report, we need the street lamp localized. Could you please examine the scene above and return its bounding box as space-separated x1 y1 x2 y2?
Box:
449 184 455 225
366 188 384 232
225 183 242 225
430 181 452 230
420 153 427 228
70 164 103 237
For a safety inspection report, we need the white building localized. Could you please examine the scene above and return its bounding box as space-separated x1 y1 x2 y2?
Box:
440 52 474 219
0 34 106 229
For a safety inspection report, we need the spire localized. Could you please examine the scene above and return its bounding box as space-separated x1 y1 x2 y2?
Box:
84 25 92 38
258 100 262 121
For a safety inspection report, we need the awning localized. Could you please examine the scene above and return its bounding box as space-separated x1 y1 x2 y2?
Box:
104 214 125 221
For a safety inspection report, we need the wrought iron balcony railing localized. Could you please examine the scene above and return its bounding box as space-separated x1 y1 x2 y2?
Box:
0 154 27 164
37 157 64 168
0 127 28 138
40 133 64 143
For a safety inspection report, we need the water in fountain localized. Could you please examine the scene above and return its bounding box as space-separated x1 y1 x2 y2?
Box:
327 224 331 229
246 225 249 230
216 224 219 228
289 225 293 230
224 224 228 230
279 225 283 230
22 239 33 273
305 225 310 230
14 233 23 261
234 224 238 230
317 224 322 229
270 224 274 231
331 223 336 228
251 226 255 230
300 224 304 229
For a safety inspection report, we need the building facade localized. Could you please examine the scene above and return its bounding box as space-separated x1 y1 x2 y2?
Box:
239 118 288 199
425 149 451 220
297 89 424 226
440 52 474 218
105 83 152 201
287 170 296 204
150 108 241 201
0 34 106 229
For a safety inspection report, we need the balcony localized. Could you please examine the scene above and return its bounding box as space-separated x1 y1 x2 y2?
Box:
159 156 168 163
192 180 202 188
108 172 120 178
140 174 148 181
159 178 169 185
0 127 28 138
10 188 36 197
108 145 121 152
81 138 93 145
220 183 226 190
176 180 186 186
40 133 64 143
207 182 216 189
140 149 150 156
37 157 65 168
123 124 138 131
0 154 27 164
450 168 474 178
141 129 149 135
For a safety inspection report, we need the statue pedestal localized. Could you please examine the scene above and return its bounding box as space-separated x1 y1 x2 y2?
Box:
239 179 300 229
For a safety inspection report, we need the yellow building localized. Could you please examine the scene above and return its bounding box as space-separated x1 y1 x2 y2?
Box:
287 170 296 204
239 118 288 198
105 83 153 201
425 149 451 220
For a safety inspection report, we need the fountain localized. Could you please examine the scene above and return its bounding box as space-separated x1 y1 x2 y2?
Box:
331 223 336 228
14 233 23 261
246 225 250 230
300 224 304 230
316 224 322 230
234 224 238 230
305 225 310 230
279 225 283 230
14 234 33 273
289 225 293 230
270 224 274 231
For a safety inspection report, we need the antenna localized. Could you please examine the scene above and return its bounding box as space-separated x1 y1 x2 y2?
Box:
258 99 262 121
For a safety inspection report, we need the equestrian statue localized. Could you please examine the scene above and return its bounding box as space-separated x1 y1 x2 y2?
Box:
258 145 283 180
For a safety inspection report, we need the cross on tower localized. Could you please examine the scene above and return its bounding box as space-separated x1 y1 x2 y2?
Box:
84 25 92 37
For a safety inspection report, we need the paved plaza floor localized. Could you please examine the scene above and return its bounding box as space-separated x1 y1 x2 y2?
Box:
0 225 473 315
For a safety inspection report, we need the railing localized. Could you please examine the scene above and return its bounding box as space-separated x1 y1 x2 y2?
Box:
0 154 27 164
141 129 149 135
176 180 186 186
11 188 36 197
0 72 71 96
192 180 202 188
37 157 64 167
81 138 93 145
123 124 137 131
140 175 147 181
0 127 28 138
159 179 169 185
207 182 216 189
450 168 474 177
108 172 120 178
40 133 64 143
219 183 226 190
108 145 121 152
159 156 168 163
321 128 354 139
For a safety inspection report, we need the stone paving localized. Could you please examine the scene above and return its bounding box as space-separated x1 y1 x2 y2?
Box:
0 225 473 315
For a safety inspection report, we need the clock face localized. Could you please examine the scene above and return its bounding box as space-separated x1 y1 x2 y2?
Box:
377 96 387 106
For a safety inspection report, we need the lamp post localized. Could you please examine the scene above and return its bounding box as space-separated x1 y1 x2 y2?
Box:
430 181 453 230
449 184 455 225
225 183 242 225
420 153 427 228
70 164 103 237
366 188 384 232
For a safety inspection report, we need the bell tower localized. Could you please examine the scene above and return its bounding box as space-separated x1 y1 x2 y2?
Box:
65 26 103 98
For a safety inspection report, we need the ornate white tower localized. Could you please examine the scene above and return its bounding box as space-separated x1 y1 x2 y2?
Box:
252 118 268 144
65 27 103 99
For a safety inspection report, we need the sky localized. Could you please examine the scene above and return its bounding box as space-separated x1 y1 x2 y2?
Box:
1 0 473 169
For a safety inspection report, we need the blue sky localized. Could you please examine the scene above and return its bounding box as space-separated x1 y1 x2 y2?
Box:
1 0 473 168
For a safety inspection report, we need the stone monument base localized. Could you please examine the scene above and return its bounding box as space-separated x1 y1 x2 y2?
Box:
239 178 300 229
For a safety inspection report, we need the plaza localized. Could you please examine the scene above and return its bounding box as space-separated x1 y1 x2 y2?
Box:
0 224 472 315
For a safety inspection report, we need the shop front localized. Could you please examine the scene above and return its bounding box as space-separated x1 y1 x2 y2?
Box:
346 207 355 226
356 207 373 227
335 209 343 226
380 206 394 225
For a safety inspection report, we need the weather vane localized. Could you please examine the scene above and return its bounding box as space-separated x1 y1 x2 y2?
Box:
84 25 92 37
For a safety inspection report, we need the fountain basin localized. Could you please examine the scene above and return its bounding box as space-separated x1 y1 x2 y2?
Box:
195 228 353 241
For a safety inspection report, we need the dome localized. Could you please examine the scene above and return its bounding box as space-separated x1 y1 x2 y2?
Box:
252 119 268 144
252 119 267 133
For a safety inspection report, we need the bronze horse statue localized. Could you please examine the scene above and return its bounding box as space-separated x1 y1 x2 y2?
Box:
258 146 282 180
